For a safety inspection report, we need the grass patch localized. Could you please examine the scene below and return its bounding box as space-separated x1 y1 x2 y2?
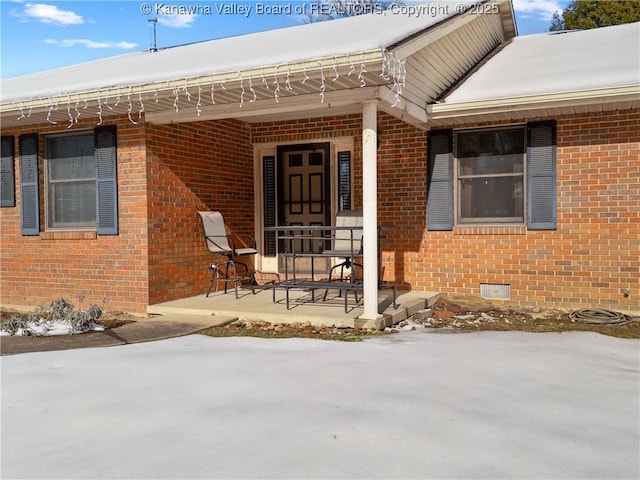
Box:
198 320 386 342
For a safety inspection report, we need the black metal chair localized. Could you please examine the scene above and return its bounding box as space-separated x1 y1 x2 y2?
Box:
322 210 363 300
198 211 258 298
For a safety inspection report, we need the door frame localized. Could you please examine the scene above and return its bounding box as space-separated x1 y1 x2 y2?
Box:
254 137 354 275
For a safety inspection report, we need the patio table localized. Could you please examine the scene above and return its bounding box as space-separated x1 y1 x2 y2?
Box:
265 225 397 312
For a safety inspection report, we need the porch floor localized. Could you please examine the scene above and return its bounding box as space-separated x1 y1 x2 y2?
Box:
147 286 440 330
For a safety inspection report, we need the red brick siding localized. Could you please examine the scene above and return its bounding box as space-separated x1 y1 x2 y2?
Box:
145 119 253 304
251 113 426 285
376 114 428 287
2 109 637 314
0 116 150 313
419 110 640 311
252 109 639 312
0 117 254 312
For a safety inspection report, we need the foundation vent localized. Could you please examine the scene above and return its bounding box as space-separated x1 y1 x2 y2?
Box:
480 283 511 300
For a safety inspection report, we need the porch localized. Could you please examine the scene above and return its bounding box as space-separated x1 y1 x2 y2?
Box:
147 286 439 330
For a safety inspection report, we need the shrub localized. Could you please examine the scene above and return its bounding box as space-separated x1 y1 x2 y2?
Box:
1 315 32 336
67 304 104 334
0 298 104 336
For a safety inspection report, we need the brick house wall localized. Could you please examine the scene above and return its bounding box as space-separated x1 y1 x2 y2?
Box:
250 113 428 288
250 109 639 313
0 116 254 313
1 108 638 314
0 116 150 313
418 109 639 312
145 119 253 305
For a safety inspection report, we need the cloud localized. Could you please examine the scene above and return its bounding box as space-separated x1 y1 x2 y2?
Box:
157 13 197 28
513 0 565 21
44 38 138 49
14 3 84 26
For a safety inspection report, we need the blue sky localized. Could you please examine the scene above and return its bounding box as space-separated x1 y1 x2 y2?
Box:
0 0 569 79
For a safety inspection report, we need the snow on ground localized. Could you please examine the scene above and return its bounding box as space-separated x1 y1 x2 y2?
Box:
2 330 638 479
0 319 104 336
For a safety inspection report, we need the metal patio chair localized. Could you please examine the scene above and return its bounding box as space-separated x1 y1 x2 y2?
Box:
322 209 363 300
198 211 258 299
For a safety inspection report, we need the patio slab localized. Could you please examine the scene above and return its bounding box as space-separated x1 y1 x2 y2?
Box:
147 287 438 329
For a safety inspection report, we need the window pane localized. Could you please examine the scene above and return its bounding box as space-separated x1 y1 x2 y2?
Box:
459 153 523 176
459 176 524 221
50 157 95 180
46 133 96 228
456 127 525 224
49 136 94 179
50 181 96 224
458 129 524 157
458 130 524 175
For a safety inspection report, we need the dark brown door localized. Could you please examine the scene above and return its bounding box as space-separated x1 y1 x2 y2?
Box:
277 143 331 273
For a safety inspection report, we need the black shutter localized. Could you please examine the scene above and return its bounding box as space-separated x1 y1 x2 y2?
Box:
19 134 39 235
263 155 276 256
95 126 119 235
427 129 453 230
337 151 352 211
1 136 15 207
527 121 557 230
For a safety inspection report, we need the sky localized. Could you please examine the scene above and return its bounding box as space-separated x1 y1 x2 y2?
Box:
0 0 569 79
2 330 639 478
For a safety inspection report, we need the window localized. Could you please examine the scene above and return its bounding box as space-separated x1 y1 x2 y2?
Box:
456 127 525 224
46 133 96 229
1 136 15 207
18 126 118 236
427 122 556 231
337 151 352 211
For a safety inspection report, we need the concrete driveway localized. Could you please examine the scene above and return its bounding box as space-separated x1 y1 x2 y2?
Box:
2 330 638 479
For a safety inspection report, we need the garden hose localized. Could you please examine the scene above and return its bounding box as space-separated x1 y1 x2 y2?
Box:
569 308 638 326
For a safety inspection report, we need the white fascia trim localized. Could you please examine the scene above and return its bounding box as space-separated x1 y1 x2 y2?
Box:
498 0 517 39
377 85 428 126
428 85 640 120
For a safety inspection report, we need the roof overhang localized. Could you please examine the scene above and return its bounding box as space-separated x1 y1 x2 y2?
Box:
426 85 640 127
0 51 395 128
0 2 516 130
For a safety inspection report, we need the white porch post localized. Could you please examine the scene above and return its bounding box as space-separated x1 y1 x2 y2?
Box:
360 100 382 322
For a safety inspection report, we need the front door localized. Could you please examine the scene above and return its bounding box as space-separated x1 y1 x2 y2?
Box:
277 143 331 274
